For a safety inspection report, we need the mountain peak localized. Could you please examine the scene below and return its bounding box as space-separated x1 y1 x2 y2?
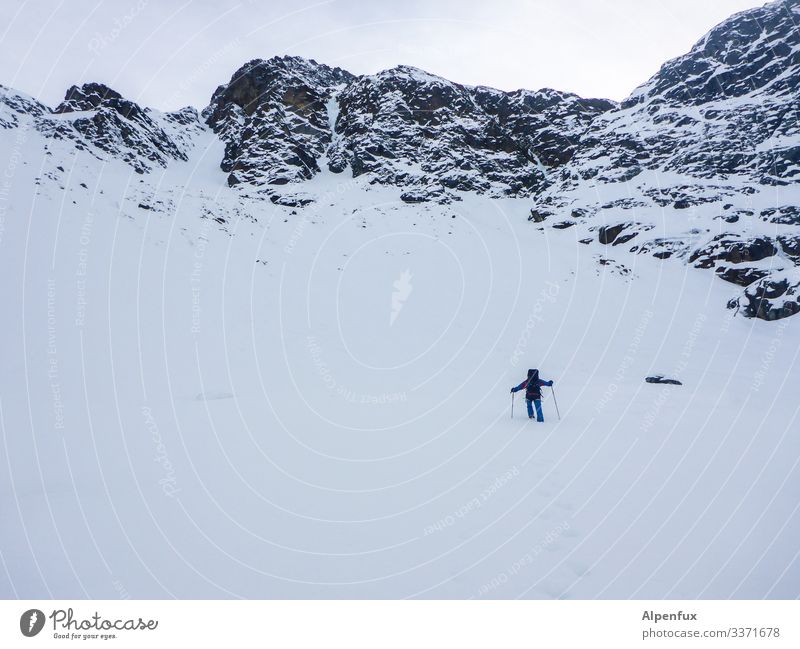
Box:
203 55 354 187
372 65 453 85
0 84 48 128
56 82 124 112
210 56 354 112
625 0 800 106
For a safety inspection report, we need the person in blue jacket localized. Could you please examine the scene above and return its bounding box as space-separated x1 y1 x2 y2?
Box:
511 368 554 421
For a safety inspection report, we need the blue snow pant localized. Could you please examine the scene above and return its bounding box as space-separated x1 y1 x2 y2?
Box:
526 399 544 422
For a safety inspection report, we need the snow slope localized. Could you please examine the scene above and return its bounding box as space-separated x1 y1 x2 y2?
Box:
1 115 799 599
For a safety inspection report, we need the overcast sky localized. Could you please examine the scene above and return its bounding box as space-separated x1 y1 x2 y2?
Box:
1 0 765 110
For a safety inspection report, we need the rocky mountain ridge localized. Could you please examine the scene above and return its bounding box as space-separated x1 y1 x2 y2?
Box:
1 0 799 319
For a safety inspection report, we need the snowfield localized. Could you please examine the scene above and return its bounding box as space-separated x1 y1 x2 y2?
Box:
1 121 798 600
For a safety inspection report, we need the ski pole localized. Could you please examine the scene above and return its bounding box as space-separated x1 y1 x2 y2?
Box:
511 392 514 419
551 386 561 420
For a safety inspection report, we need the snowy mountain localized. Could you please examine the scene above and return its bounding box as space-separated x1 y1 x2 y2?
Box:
532 0 800 320
1 0 799 600
203 56 354 191
3 4 798 319
1 82 202 174
326 66 613 202
201 57 613 203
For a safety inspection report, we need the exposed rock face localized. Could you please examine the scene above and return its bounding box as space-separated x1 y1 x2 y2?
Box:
2 58 614 198
778 234 800 259
326 67 612 200
531 0 800 320
715 265 771 287
2 82 199 172
762 205 800 225
689 235 778 269
1 1 799 321
201 60 613 200
597 222 654 246
51 83 191 172
598 223 628 245
472 87 615 169
558 0 800 187
203 56 354 187
328 66 544 198
623 1 800 108
0 84 47 128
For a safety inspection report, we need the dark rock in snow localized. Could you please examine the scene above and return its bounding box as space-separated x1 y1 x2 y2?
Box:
761 205 800 225
729 275 800 320
715 265 771 286
645 375 683 385
42 82 195 172
598 223 627 244
525 0 800 323
0 84 48 128
269 192 315 207
689 234 777 268
529 209 550 223
598 222 649 245
2 1 800 322
777 234 800 261
635 237 692 260
332 66 550 197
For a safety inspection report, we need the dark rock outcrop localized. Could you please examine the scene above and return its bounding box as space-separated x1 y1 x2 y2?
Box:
645 375 683 385
598 222 652 245
203 56 354 187
689 235 777 268
729 275 800 320
0 84 48 128
598 223 628 245
330 66 544 198
715 265 771 287
202 59 613 198
52 83 192 172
